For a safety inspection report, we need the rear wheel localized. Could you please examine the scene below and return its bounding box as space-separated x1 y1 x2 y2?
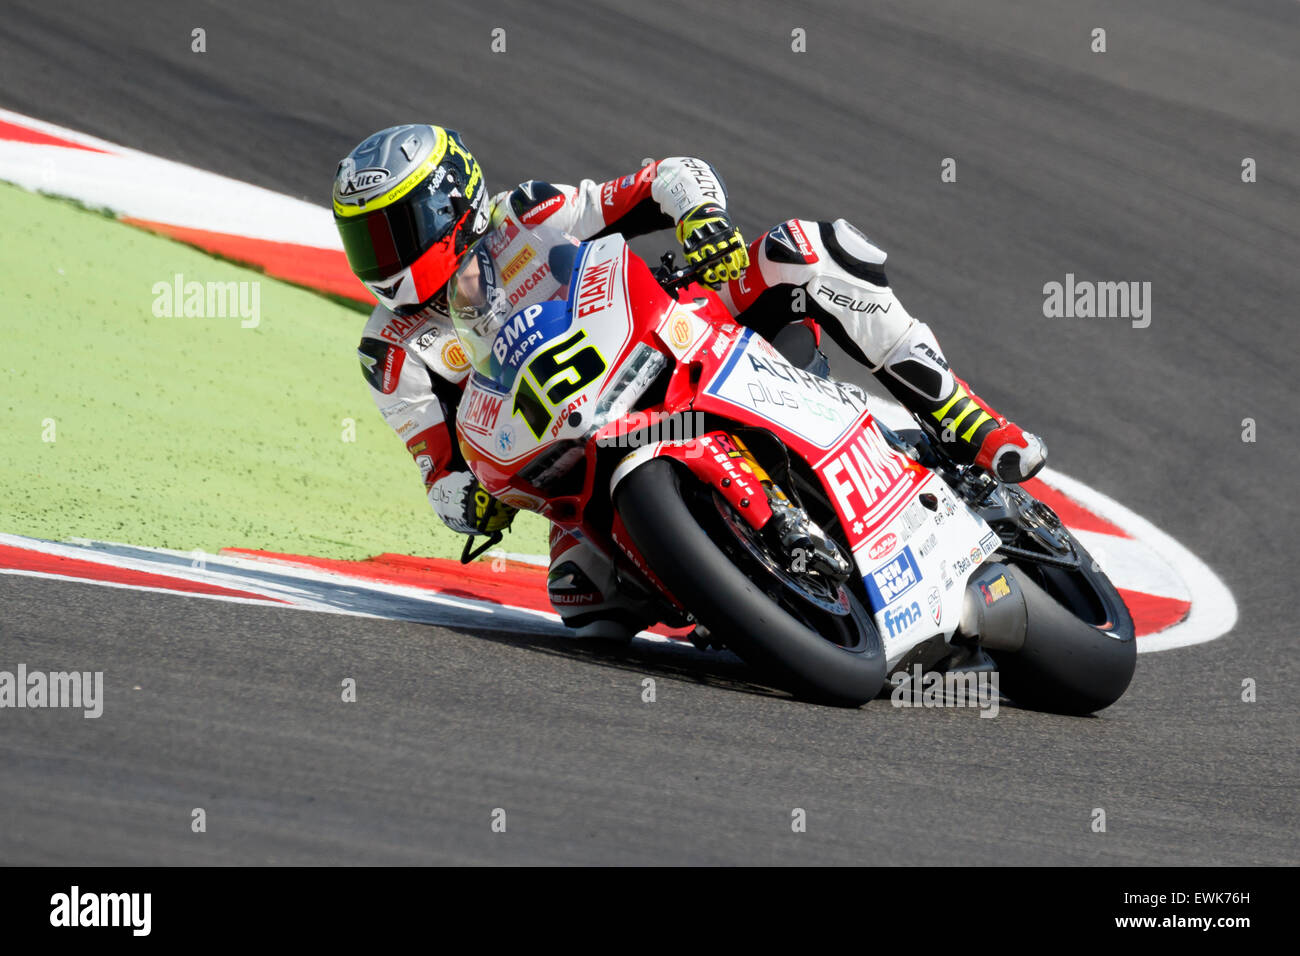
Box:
983 496 1137 714
616 459 886 706
991 563 1137 715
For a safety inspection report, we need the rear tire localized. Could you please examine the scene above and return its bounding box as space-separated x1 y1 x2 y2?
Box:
616 459 886 706
989 565 1137 715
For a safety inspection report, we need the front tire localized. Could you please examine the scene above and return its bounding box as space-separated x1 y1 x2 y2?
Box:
616 459 886 706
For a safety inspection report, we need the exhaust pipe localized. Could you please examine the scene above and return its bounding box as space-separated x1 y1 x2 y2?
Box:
959 562 1028 651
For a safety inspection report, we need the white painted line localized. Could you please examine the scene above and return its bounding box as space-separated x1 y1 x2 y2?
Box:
1040 468 1237 651
0 533 313 600
1072 529 1191 601
0 567 329 612
0 534 571 632
0 107 339 248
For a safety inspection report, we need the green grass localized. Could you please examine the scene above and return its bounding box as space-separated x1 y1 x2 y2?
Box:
0 181 548 559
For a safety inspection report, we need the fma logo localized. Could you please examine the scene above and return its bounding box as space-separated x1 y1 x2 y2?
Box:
883 601 923 637
867 547 922 607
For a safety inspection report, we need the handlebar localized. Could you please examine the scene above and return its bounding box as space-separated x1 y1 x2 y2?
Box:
652 250 732 294
652 251 700 292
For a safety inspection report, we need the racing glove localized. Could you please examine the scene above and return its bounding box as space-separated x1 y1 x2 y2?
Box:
676 203 749 288
431 471 518 537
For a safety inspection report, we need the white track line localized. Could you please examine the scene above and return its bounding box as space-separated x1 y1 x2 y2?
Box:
1040 468 1237 651
0 107 338 247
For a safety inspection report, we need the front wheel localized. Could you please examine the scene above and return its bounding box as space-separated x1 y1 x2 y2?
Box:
615 459 886 706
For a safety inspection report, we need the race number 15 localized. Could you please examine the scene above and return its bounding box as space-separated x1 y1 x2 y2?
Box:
513 330 606 439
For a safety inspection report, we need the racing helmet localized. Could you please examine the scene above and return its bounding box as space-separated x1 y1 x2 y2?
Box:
333 125 490 315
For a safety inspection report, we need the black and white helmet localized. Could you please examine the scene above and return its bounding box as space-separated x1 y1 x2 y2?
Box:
332 124 490 315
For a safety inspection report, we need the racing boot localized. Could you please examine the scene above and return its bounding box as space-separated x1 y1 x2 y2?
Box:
547 526 655 643
875 321 1047 483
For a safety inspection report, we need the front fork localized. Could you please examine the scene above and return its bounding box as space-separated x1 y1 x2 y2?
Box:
729 435 853 583
610 429 852 582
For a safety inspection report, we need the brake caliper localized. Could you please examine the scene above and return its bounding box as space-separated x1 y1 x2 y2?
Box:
767 497 853 582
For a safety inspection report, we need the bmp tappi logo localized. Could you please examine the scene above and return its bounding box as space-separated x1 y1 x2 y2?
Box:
50 886 151 936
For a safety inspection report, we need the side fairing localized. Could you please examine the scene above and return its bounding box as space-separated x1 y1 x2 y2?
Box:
696 329 868 451
694 328 995 665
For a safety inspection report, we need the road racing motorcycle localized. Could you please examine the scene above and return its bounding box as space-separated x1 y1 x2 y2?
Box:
448 221 1136 712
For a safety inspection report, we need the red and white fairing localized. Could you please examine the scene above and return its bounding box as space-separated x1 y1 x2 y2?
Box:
683 327 996 663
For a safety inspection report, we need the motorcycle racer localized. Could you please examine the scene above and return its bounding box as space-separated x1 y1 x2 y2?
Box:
334 124 1046 636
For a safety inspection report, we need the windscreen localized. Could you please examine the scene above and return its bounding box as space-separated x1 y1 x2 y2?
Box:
448 221 581 389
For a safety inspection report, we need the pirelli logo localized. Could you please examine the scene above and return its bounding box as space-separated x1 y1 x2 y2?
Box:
501 246 535 283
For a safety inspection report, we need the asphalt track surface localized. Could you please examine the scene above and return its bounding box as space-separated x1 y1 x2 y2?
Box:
1 0 1297 864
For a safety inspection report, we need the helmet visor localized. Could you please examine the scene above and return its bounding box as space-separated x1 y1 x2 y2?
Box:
337 175 468 282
